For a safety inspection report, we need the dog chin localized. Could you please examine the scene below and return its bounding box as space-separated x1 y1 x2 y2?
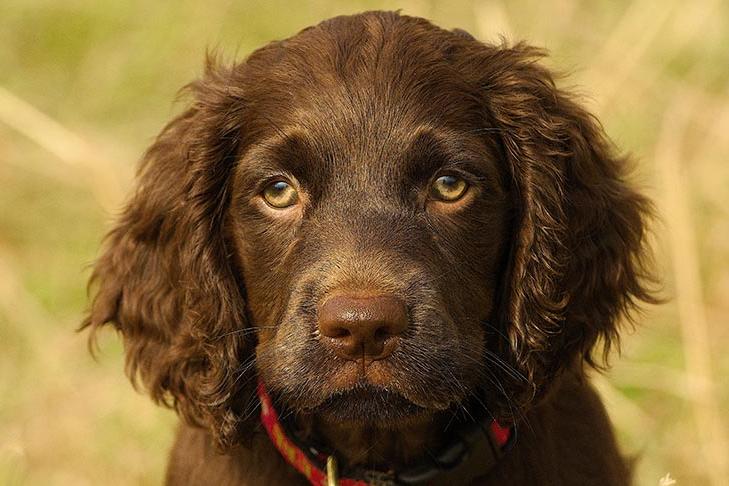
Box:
313 384 430 424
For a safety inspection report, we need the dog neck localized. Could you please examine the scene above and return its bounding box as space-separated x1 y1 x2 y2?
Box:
299 413 448 468
257 382 513 485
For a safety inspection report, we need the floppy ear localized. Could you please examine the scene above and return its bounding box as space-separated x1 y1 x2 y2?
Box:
82 60 256 449
472 43 655 406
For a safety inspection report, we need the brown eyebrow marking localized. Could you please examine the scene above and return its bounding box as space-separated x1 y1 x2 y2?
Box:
402 126 505 194
235 128 323 185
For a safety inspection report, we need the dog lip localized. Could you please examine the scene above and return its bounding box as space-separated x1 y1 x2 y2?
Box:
313 383 428 419
327 382 401 398
307 382 408 407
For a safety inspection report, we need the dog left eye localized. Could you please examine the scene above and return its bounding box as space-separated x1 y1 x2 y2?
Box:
430 175 468 202
262 180 299 208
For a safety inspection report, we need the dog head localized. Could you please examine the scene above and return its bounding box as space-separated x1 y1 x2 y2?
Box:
84 11 654 449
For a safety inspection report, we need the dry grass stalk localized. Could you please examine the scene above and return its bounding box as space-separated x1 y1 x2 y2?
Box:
0 86 124 212
656 93 729 486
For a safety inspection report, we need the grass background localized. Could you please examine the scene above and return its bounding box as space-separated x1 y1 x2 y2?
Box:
1 1 728 484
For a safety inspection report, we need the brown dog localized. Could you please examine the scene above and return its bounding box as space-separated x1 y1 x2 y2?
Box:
84 11 654 485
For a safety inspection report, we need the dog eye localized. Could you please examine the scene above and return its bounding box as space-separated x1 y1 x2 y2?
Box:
430 175 468 202
262 180 299 208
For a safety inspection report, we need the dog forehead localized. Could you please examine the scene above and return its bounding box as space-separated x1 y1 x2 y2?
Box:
232 13 493 195
238 14 482 135
237 66 484 182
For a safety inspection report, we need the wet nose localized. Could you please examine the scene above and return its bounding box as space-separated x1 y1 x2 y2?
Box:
318 294 408 361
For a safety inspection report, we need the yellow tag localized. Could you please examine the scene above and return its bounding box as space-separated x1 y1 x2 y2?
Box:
326 455 339 486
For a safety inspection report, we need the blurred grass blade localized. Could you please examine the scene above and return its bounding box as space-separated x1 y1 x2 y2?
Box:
0 85 124 212
656 94 729 486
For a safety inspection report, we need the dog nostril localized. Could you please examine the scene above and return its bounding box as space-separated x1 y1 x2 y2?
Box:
318 294 408 361
328 326 351 339
374 326 391 342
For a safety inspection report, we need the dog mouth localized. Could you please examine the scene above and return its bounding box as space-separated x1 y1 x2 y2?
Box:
311 384 430 423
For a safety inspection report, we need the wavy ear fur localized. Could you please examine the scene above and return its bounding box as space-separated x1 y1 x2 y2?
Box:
82 59 255 449
470 43 656 408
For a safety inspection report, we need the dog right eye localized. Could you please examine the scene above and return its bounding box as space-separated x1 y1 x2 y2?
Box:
430 174 469 202
262 180 299 208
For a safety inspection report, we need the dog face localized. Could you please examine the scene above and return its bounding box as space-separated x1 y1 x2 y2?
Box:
229 37 511 421
84 11 653 448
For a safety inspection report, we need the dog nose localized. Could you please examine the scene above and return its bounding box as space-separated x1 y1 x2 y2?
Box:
318 294 408 361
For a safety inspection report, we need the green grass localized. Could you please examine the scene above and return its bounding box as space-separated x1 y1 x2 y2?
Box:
1 1 728 484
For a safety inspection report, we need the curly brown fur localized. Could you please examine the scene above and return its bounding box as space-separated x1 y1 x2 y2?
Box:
83 11 655 485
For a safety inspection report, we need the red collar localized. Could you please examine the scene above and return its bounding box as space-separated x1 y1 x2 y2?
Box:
257 381 512 486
